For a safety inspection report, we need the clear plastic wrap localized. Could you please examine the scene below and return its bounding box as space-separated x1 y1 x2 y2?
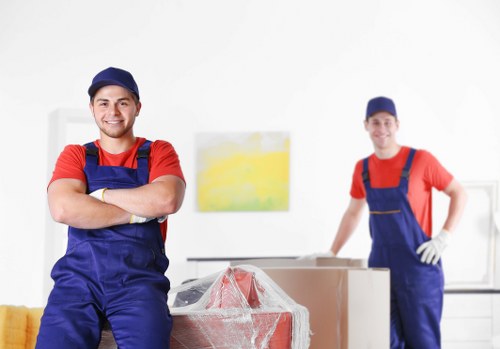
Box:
169 265 310 349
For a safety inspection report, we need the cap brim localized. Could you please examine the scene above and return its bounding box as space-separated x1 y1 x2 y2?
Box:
88 80 139 99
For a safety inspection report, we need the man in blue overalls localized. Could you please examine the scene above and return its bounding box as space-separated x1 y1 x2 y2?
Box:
37 67 186 348
329 97 467 348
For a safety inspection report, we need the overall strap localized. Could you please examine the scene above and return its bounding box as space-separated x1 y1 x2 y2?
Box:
136 140 152 184
399 148 417 191
137 140 151 170
84 142 99 166
83 141 152 168
361 156 371 190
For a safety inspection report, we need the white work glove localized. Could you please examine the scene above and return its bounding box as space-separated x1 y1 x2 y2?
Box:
130 214 154 224
416 229 451 265
131 215 167 224
298 251 335 260
89 188 108 202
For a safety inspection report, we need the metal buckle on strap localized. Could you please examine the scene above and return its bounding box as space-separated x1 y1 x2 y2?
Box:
362 171 370 182
85 148 98 157
137 149 150 159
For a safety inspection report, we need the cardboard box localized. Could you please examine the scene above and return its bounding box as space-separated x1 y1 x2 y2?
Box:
259 267 389 349
230 256 368 268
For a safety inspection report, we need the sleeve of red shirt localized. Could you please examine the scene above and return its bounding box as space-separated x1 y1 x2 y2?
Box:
149 140 185 184
48 144 87 188
349 159 365 199
419 150 453 191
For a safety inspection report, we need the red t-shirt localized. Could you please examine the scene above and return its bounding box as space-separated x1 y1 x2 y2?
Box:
49 137 185 241
350 146 453 237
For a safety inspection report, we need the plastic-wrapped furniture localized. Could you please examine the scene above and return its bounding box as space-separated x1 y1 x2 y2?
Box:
169 265 310 349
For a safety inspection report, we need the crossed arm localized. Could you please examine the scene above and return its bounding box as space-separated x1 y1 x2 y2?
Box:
48 175 186 229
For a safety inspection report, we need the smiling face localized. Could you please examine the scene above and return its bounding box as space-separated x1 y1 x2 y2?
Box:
89 85 141 141
364 111 399 154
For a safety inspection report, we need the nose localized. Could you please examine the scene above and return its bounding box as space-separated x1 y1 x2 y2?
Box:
110 103 121 116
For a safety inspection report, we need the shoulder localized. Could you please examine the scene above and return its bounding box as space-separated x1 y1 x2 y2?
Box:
59 144 87 161
49 143 89 187
411 148 453 188
149 139 179 157
354 158 364 172
146 139 184 182
133 138 176 153
412 148 441 167
150 139 175 149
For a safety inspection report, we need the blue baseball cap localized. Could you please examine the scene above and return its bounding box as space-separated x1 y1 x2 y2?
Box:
88 67 140 100
366 96 397 119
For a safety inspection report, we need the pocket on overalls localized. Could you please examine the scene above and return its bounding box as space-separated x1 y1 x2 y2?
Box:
49 241 96 302
119 241 156 271
369 208 406 246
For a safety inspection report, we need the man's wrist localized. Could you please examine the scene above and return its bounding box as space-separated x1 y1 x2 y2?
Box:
436 229 451 247
439 229 451 239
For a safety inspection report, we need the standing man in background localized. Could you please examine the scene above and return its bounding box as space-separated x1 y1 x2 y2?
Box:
37 67 186 348
329 96 466 348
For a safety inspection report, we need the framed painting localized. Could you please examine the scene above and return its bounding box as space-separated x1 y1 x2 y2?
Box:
196 132 290 212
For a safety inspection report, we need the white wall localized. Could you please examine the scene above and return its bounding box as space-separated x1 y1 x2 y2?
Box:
0 0 499 307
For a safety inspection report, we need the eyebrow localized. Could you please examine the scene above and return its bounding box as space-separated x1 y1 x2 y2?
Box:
371 117 394 121
95 97 132 102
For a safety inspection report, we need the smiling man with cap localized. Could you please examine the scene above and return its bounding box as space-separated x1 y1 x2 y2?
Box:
325 96 467 348
36 67 186 349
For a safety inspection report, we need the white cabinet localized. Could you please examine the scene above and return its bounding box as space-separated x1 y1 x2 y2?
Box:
442 293 500 349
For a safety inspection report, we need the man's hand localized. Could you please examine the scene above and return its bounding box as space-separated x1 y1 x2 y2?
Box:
129 214 154 224
416 230 451 265
298 251 335 260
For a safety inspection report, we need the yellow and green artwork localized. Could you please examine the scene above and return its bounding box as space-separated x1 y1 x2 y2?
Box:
196 132 290 211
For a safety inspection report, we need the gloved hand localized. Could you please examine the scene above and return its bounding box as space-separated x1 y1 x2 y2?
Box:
297 250 335 260
89 188 108 202
130 214 154 224
416 229 451 265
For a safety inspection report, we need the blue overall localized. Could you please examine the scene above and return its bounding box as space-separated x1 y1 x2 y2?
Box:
363 148 444 349
37 141 172 349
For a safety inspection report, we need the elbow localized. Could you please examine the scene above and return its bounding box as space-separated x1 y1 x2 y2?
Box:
50 204 69 224
161 195 184 215
166 183 186 214
461 190 468 209
160 189 185 215
454 184 468 206
152 180 186 215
